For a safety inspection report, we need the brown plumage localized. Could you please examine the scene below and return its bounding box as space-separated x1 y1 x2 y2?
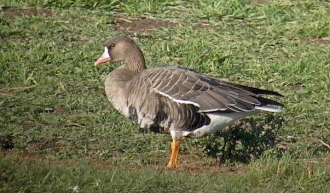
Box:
95 36 284 168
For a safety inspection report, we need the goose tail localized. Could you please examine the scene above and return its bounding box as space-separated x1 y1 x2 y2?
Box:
255 96 285 113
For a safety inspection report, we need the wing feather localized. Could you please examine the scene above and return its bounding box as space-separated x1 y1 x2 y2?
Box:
139 66 283 113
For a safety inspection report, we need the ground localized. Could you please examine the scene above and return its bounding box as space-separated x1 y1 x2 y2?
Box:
0 0 330 192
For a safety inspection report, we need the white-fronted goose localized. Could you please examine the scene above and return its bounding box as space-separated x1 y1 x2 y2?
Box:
95 36 284 169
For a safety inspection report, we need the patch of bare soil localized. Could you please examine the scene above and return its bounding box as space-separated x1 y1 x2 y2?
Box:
287 82 304 91
0 85 37 96
0 147 246 175
112 16 176 34
308 38 330 46
246 0 270 3
193 22 219 30
166 154 247 175
295 38 330 46
1 7 54 17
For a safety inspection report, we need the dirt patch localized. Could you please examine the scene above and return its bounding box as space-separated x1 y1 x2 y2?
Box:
287 82 304 91
308 38 330 46
248 0 271 3
1 7 54 17
0 150 248 176
295 38 330 46
193 22 219 30
112 16 176 34
0 85 37 96
112 15 219 33
166 154 247 175
27 138 57 151
54 107 69 115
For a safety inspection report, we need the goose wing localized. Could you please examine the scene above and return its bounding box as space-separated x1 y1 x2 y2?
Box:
141 66 283 113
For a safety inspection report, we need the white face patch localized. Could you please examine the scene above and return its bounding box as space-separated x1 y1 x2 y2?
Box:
103 46 110 58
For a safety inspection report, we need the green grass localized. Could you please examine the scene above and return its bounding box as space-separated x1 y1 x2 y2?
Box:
1 154 329 192
1 0 330 192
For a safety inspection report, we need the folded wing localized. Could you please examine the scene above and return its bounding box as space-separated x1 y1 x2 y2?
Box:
141 66 284 113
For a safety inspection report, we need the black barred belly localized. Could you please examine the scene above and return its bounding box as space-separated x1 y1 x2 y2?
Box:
127 98 211 134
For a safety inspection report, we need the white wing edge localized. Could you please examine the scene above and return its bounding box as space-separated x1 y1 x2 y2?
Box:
154 90 200 107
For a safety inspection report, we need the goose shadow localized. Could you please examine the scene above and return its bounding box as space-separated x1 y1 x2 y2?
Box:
200 114 285 164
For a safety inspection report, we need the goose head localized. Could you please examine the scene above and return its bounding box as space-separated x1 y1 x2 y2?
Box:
94 36 146 71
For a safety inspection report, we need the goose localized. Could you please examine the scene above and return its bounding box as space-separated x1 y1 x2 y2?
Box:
95 36 284 169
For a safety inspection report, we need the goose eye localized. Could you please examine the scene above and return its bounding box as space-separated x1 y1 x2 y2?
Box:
109 44 115 49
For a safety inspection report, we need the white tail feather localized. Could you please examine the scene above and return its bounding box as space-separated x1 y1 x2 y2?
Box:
255 105 284 113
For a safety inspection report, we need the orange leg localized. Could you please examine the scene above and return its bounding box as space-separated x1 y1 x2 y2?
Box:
166 140 180 169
